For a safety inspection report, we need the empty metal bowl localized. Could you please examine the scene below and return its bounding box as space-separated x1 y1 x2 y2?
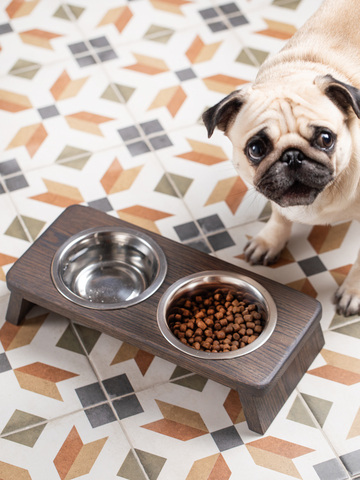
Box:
51 226 167 309
157 271 277 359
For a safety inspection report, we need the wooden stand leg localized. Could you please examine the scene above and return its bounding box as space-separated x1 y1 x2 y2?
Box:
239 324 325 434
5 291 34 325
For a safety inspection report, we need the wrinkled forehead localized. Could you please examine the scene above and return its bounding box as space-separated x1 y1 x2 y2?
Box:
231 82 344 142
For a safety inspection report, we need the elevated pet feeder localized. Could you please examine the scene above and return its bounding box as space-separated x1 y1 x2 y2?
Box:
5 205 323 434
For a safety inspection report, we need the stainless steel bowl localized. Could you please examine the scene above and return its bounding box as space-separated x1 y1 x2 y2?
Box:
157 271 277 359
51 226 167 309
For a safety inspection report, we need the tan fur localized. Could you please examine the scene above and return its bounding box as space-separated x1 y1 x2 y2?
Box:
203 0 360 316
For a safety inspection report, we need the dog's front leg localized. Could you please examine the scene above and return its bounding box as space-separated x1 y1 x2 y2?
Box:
244 206 292 265
334 250 360 316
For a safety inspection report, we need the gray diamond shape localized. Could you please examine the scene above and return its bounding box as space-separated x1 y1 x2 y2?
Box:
5 175 28 192
176 68 196 82
0 23 12 35
149 134 172 150
127 140 150 157
0 353 11 373
90 36 110 48
211 426 243 451
113 394 144 419
68 41 88 54
97 49 117 62
0 159 21 176
76 382 106 408
76 55 96 67
102 374 134 399
84 403 116 428
38 105 59 119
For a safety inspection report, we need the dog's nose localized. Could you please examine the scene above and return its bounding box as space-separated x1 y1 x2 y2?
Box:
281 149 305 170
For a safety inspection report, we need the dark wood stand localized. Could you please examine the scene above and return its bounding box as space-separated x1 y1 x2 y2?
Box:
5 205 323 434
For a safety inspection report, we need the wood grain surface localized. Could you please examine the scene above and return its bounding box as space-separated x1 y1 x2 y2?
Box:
6 205 323 400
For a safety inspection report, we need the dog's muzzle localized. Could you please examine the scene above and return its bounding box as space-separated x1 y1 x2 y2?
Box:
255 148 334 207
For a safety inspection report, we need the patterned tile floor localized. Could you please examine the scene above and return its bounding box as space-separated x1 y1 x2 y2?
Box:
1 0 360 478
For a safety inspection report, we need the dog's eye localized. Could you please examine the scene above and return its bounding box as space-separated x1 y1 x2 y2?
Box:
247 140 267 162
316 131 334 149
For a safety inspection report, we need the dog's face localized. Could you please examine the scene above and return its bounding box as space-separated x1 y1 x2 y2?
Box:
203 74 360 208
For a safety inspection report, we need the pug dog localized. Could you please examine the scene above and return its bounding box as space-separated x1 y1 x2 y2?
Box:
202 0 360 317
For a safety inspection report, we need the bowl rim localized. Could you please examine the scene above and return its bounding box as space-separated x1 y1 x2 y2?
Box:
157 270 277 360
51 225 168 310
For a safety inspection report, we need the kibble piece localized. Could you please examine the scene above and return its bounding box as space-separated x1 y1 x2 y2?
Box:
196 320 207 330
216 330 226 340
225 325 233 334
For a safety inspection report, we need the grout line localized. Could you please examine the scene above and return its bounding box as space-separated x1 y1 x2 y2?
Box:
295 388 352 479
327 315 360 331
67 320 151 480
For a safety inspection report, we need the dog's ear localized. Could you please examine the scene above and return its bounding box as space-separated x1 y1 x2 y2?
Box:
315 74 360 118
202 90 244 138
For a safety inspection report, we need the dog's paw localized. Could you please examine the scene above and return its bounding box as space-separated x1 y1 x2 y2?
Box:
333 285 360 317
244 237 283 266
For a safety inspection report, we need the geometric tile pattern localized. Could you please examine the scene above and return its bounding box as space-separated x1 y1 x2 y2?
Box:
186 454 231 480
6 123 47 157
205 176 248 214
134 449 166 480
2 0 360 478
246 436 314 479
53 426 107 479
0 462 32 480
223 389 246 424
14 362 78 400
0 313 47 351
117 450 147 480
141 400 209 441
256 19 297 40
211 426 243 451
1 410 46 447
308 349 360 386
176 139 228 166
308 222 351 254
30 179 84 208
110 343 155 376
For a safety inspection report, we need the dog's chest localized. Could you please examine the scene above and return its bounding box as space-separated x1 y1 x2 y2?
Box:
278 202 358 226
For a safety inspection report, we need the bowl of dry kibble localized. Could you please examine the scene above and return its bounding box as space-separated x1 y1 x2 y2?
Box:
157 271 277 359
